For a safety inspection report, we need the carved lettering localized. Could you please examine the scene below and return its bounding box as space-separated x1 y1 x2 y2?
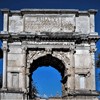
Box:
24 16 75 33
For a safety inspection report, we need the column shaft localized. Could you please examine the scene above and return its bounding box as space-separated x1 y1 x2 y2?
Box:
70 50 75 90
22 47 27 91
3 13 8 31
2 47 7 89
91 52 95 90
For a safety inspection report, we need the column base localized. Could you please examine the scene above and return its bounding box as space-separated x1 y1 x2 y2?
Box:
1 87 7 91
22 88 27 93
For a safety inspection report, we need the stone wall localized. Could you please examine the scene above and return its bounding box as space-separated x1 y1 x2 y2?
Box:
0 90 25 100
0 9 99 100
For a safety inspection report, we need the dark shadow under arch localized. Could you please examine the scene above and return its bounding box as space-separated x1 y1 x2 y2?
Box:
30 54 65 77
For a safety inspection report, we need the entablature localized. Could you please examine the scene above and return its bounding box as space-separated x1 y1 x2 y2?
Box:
0 32 99 43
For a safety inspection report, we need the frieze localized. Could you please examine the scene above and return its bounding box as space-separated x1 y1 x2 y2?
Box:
27 41 74 45
24 15 75 33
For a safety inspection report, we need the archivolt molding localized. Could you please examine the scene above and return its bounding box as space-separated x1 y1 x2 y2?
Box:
27 50 49 68
27 50 70 69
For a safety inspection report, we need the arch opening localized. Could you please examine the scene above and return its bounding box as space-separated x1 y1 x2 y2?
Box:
32 66 62 98
29 54 66 98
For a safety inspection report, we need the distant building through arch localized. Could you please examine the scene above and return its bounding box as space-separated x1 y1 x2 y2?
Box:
0 9 99 100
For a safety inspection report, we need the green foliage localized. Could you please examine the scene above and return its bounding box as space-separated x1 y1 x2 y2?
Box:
0 48 3 58
30 81 38 98
96 54 100 67
0 74 2 88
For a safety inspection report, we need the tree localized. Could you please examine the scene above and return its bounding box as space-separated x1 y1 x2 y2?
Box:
30 80 38 99
96 54 100 67
0 48 3 58
0 73 2 88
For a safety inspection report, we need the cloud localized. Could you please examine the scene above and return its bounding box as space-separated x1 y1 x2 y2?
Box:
43 94 48 98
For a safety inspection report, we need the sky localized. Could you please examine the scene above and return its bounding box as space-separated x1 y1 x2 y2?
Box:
0 0 100 98
32 66 62 97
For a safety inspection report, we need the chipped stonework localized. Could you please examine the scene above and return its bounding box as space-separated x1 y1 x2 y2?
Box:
0 9 99 100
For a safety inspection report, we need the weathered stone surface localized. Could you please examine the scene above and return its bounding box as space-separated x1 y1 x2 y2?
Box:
0 9 99 100
0 90 25 100
24 14 75 33
1 9 97 35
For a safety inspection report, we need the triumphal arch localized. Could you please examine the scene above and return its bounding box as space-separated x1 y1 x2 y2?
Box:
0 9 99 100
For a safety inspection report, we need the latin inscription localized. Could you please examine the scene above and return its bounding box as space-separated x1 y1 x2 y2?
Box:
24 15 75 33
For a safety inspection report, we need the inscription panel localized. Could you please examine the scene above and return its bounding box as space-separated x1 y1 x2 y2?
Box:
24 14 75 33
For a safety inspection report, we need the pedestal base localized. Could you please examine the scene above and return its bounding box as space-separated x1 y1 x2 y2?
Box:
0 89 28 100
62 90 99 100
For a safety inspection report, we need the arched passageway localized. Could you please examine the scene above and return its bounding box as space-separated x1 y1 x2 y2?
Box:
29 54 66 98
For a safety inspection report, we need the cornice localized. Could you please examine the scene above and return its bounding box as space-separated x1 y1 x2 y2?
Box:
0 32 99 43
1 9 97 15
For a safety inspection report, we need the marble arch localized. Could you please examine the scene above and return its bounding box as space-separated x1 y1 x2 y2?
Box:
0 9 100 100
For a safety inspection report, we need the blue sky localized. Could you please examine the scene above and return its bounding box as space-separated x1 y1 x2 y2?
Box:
0 0 100 98
32 66 62 97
